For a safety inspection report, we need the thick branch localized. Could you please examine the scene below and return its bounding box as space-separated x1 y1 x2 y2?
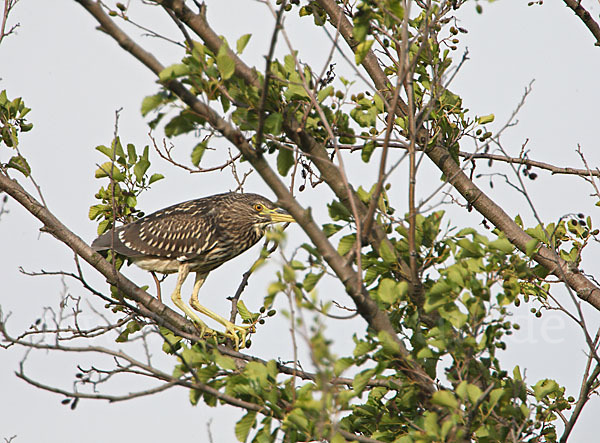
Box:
563 0 600 46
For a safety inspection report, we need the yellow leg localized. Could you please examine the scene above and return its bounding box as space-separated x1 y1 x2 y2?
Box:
170 263 214 338
189 272 253 350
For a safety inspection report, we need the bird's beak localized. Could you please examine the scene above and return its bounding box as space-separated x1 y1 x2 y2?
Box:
268 207 295 223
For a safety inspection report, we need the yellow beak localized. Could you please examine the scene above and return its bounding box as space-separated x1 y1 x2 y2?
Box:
267 207 295 223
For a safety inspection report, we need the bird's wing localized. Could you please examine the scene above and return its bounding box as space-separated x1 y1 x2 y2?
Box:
92 200 222 260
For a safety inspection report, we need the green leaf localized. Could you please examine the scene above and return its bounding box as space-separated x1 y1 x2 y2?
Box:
330 433 347 443
112 137 126 158
88 204 106 221
283 264 296 283
264 112 283 135
236 33 252 54
159 63 190 82
126 143 137 163
95 144 115 159
277 147 294 176
7 155 31 177
213 351 237 371
191 141 207 166
303 272 323 292
525 238 540 257
134 158 150 183
361 140 376 162
237 300 253 322
317 85 333 103
322 223 343 237
378 278 398 304
95 162 119 180
477 114 495 125
431 390 459 409
328 200 351 221
355 40 374 64
353 368 376 394
378 330 400 354
217 46 235 80
141 93 165 116
533 379 559 401
235 411 257 442
489 237 514 254
353 339 376 357
337 234 356 256
333 357 354 376
379 240 396 264
148 173 164 185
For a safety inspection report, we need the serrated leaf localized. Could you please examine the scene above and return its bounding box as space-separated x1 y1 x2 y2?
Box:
277 147 294 176
217 46 235 80
236 33 252 54
235 411 257 442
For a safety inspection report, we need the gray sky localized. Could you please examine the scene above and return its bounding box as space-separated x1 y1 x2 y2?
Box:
1 0 600 441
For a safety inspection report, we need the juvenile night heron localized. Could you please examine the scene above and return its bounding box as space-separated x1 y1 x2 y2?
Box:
91 192 294 348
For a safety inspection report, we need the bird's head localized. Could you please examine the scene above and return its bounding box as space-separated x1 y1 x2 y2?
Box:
223 193 295 231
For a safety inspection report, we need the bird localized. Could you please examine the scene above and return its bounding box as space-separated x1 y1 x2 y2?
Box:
91 192 295 349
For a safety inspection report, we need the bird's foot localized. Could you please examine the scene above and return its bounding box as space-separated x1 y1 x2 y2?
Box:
191 318 217 340
220 322 256 351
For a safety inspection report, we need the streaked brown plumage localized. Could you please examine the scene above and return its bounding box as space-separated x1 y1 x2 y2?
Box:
92 192 294 348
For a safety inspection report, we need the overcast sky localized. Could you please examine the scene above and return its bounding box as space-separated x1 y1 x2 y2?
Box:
1 1 600 442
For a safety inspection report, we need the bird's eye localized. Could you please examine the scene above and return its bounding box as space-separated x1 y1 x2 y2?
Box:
253 203 263 212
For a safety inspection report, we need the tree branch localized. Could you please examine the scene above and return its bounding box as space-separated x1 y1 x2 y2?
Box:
563 0 600 46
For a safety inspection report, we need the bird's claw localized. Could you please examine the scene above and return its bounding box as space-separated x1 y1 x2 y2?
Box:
221 323 255 350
